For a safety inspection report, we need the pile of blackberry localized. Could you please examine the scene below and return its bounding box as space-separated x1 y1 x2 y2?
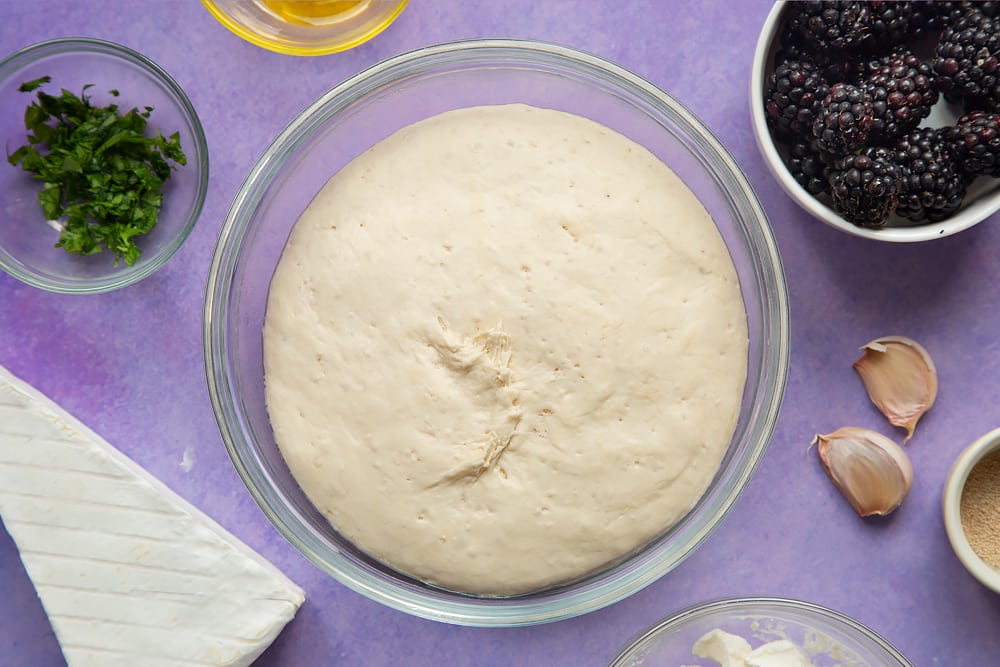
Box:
764 1 1000 228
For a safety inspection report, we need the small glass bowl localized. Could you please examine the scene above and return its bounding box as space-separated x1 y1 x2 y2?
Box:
201 0 408 56
610 597 914 666
0 38 208 294
750 1 1000 242
943 428 1000 594
204 39 789 626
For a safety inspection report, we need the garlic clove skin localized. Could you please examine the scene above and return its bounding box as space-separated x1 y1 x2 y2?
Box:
853 335 937 443
814 426 914 517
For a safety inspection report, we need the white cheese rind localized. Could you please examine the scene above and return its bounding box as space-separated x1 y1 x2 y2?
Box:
0 365 305 667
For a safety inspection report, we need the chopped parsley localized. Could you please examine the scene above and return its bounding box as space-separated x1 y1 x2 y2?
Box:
7 76 186 266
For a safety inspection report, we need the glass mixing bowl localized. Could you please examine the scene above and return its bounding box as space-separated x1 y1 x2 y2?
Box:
610 597 914 666
204 39 789 626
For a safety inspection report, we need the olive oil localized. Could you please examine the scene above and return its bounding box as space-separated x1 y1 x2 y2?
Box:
260 0 371 27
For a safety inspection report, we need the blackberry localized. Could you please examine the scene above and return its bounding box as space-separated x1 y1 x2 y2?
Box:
946 110 1000 176
932 8 1000 110
905 1 948 40
786 1 874 53
861 49 938 144
894 128 967 222
937 2 1000 28
765 60 831 140
785 139 831 196
828 147 903 227
812 83 874 154
980 2 1000 19
774 32 864 83
868 1 915 46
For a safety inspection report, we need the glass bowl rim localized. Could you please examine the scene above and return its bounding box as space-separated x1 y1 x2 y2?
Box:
204 37 790 626
609 596 915 666
0 36 209 294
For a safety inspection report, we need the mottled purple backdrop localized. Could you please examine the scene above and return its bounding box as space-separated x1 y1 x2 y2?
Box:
1 2 998 665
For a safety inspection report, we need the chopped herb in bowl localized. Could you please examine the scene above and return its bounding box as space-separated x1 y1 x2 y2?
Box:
7 76 186 266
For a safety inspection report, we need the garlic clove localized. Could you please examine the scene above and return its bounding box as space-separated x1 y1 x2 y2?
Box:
814 426 914 517
853 335 937 443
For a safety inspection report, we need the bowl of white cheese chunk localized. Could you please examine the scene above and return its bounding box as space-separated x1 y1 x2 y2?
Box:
205 39 789 625
610 597 914 666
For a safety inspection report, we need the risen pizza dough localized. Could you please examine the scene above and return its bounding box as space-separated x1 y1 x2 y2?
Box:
263 104 747 595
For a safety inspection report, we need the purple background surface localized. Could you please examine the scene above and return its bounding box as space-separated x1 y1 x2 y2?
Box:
2 2 999 665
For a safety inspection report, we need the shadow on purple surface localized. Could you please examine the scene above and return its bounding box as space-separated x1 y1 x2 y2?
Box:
795 216 983 323
0 524 66 667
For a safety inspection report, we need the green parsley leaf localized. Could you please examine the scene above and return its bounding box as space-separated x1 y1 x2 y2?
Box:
17 76 51 93
6 77 187 266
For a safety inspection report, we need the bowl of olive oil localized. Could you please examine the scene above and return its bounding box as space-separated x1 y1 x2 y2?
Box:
201 0 408 56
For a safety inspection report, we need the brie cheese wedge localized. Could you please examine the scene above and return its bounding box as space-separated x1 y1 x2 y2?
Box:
0 365 305 667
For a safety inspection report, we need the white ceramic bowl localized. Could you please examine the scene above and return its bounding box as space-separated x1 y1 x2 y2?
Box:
750 1 1000 242
943 427 1000 594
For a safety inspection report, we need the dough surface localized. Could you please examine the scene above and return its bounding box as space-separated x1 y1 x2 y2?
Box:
263 104 748 595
